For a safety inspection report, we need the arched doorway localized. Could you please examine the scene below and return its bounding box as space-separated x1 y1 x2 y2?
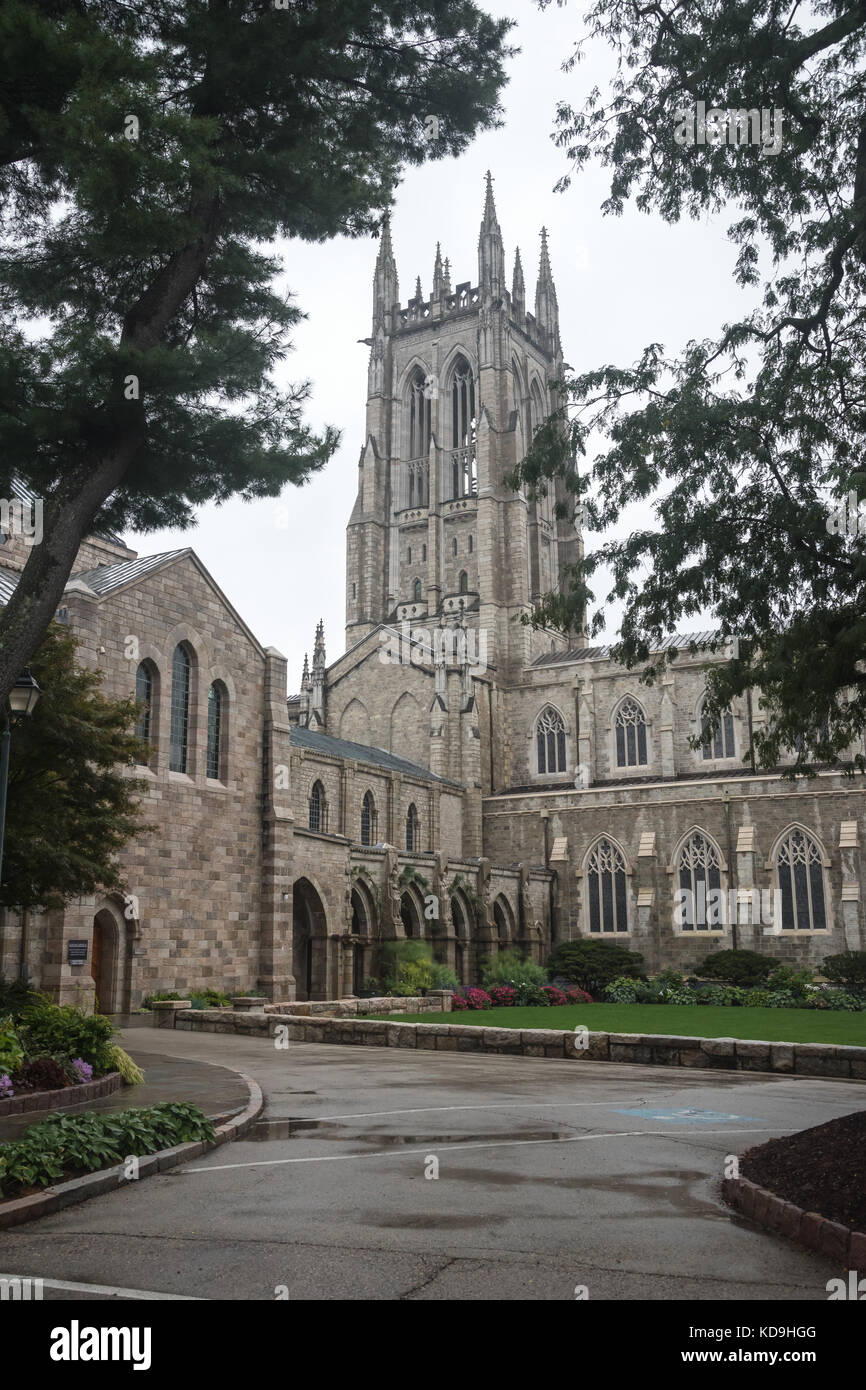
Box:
450 894 471 984
400 889 423 939
493 896 514 950
292 879 328 1000
92 909 119 1013
350 885 374 996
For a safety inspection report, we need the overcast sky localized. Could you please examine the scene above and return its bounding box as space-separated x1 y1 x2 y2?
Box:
125 0 748 688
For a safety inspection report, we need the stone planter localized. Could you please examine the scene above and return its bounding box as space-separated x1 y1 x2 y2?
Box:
231 996 267 1012
150 1000 191 1027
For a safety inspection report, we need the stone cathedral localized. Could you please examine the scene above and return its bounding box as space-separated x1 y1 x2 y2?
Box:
2 176 865 1012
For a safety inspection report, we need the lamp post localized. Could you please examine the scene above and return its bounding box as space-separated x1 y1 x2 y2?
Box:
0 668 42 888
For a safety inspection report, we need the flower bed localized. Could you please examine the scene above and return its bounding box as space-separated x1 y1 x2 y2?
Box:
0 1070 122 1118
451 984 592 1011
0 987 143 1105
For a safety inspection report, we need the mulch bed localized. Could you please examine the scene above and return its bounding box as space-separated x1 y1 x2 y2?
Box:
741 1109 866 1232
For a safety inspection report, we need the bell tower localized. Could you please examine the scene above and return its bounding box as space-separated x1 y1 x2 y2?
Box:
346 175 581 680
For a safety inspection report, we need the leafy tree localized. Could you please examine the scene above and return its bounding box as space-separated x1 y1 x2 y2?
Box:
1 624 150 910
0 0 513 704
514 0 866 772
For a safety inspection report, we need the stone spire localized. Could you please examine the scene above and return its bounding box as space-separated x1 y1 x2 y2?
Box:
478 170 504 298
512 246 525 319
372 212 399 328
443 257 452 295
432 242 444 298
414 274 423 302
535 227 560 352
310 621 326 729
299 652 312 726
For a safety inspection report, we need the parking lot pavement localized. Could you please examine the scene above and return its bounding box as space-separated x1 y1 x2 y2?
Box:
1 1030 862 1301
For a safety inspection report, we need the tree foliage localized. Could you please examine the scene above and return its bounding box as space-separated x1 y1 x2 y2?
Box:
0 0 513 701
516 0 866 773
1 624 150 910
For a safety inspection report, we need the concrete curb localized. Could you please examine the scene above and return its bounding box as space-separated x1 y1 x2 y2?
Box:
722 1176 866 1266
164 1010 866 1079
0 1071 122 1119
0 1070 264 1230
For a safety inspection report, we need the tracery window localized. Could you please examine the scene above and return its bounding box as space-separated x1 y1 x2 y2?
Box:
775 828 828 931
535 706 566 775
676 831 723 931
614 697 648 768
585 838 629 933
701 699 735 759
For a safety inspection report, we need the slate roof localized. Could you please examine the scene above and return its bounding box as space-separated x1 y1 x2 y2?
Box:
71 551 190 595
290 724 462 788
0 550 190 606
531 631 722 667
0 569 18 605
8 477 128 549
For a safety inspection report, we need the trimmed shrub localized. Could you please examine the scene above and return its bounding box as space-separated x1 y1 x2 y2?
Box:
20 1003 115 1072
820 951 866 993
541 985 567 1007
452 987 492 1011
546 941 644 994
697 950 775 987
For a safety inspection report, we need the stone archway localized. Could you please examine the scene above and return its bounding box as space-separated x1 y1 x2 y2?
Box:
292 878 329 1001
493 895 515 953
350 883 376 996
92 907 120 1013
450 893 472 984
400 889 423 940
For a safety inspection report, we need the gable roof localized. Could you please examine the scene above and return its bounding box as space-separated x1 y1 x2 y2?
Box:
531 631 722 667
9 477 128 550
290 724 462 788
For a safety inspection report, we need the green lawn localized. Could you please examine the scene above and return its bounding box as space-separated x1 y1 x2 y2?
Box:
369 1003 866 1045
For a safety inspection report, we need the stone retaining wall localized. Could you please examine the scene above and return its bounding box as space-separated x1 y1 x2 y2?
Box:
264 992 452 1018
163 1010 866 1077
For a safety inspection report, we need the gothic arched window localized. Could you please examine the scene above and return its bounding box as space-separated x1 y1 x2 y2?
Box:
407 547 412 565
614 697 648 768
135 661 155 746
206 681 226 780
585 838 629 934
458 570 468 595
701 699 735 760
676 831 723 930
405 368 430 507
407 368 431 459
535 705 566 775
361 790 377 846
774 828 828 931
450 356 477 498
406 803 420 852
309 780 326 833
170 643 192 773
412 577 422 603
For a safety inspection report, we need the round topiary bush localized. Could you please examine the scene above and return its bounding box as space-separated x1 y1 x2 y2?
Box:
697 949 775 987
546 940 644 995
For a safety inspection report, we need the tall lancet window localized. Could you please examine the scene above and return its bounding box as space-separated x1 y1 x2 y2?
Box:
406 369 430 508
449 356 477 499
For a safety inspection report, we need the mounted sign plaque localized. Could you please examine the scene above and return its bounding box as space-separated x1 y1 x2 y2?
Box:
67 940 88 965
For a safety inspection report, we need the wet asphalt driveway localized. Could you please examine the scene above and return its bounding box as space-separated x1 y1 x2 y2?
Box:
1 1029 862 1300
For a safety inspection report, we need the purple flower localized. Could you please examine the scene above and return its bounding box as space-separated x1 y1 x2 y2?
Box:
71 1057 93 1083
0 1074 13 1099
